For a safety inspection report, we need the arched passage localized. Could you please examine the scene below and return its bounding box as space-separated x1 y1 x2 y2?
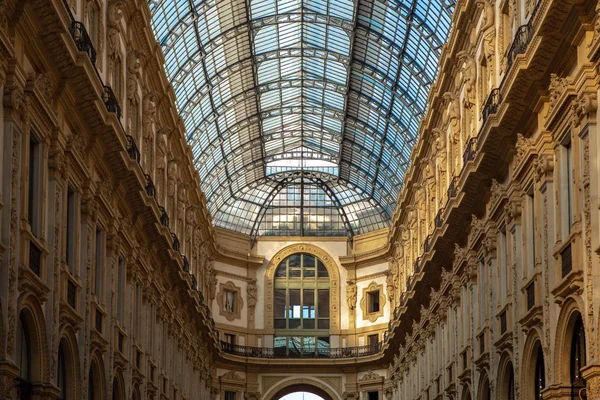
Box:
269 384 335 400
264 378 341 400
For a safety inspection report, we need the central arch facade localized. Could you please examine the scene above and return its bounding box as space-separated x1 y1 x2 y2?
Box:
264 244 341 335
264 378 340 400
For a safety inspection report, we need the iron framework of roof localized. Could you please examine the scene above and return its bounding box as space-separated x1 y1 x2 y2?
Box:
149 0 454 243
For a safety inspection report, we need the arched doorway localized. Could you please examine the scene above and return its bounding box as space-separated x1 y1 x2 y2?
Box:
270 384 334 400
280 393 327 400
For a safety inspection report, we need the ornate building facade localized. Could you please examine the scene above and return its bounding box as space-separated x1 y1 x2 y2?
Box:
1 0 599 399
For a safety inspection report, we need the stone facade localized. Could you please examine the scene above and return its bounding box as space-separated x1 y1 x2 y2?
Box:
2 0 600 399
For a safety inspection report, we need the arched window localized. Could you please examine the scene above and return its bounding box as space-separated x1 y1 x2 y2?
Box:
507 362 515 400
570 315 586 390
57 343 68 399
16 315 32 399
534 345 545 400
273 253 330 356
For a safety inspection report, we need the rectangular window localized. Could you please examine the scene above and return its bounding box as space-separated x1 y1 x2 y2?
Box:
28 135 42 236
368 333 378 347
224 333 235 345
563 139 574 235
66 187 77 273
162 321 167 368
499 226 508 301
479 257 486 327
367 290 380 313
94 229 104 301
224 391 236 400
526 186 536 277
117 257 125 322
368 392 379 400
135 283 141 339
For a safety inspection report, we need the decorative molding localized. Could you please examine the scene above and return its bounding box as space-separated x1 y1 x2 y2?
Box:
216 281 244 322
360 281 386 323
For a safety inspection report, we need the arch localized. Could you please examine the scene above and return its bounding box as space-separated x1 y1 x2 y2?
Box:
521 328 546 400
112 368 126 400
88 350 107 400
263 377 341 400
477 373 491 400
496 351 515 400
57 326 81 399
264 244 340 334
553 297 586 385
461 384 472 400
17 294 49 383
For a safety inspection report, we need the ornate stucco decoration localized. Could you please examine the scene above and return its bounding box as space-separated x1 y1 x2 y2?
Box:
263 243 340 333
217 281 243 322
359 371 384 384
360 281 386 323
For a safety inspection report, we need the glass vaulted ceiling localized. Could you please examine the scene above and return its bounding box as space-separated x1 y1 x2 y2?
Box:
149 0 454 242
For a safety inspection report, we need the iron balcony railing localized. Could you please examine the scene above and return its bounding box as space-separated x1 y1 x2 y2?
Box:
506 22 534 72
448 176 459 199
69 20 97 65
126 135 141 164
482 88 501 123
220 341 382 359
102 86 121 119
463 137 478 165
144 174 156 198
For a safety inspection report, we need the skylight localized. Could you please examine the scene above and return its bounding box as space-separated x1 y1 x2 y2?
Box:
148 0 454 242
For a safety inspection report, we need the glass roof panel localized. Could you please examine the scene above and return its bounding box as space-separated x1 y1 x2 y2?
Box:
149 0 454 240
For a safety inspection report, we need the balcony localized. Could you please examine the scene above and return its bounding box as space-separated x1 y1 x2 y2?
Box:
506 22 534 72
102 86 121 119
220 341 382 359
144 174 156 198
171 233 180 252
462 137 478 165
560 242 572 278
69 21 96 66
481 88 501 123
158 207 169 227
126 136 141 164
447 176 458 199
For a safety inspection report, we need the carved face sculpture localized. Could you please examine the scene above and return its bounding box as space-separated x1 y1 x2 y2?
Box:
127 52 141 74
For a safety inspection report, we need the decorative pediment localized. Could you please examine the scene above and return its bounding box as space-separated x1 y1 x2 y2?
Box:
359 371 384 383
220 370 245 383
545 74 576 131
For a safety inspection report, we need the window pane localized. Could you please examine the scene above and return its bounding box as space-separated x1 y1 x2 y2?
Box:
318 319 330 329
304 319 315 329
275 262 287 277
318 260 328 277
289 319 301 329
274 289 286 318
289 254 301 267
289 268 301 278
318 289 329 318
303 268 315 278
289 289 301 318
274 319 286 329
303 289 315 318
303 254 315 268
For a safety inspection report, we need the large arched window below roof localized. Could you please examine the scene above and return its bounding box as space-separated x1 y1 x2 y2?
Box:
274 253 330 356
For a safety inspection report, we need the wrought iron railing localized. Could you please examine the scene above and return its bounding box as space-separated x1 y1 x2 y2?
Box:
144 174 156 198
69 21 97 65
126 135 141 164
158 206 169 227
171 233 180 251
435 207 444 228
482 88 501 123
182 256 190 272
102 86 121 119
191 274 198 291
506 22 534 72
463 137 478 165
29 241 42 277
220 341 382 359
448 176 458 199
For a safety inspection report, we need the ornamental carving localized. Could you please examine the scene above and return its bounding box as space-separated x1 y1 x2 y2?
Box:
514 134 534 166
264 244 340 333
346 280 357 312
360 281 386 323
533 154 553 183
457 50 476 108
546 74 568 117
572 91 598 127
216 281 243 322
359 371 383 383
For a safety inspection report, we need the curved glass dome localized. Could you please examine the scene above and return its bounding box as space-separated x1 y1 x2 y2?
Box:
149 0 454 242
